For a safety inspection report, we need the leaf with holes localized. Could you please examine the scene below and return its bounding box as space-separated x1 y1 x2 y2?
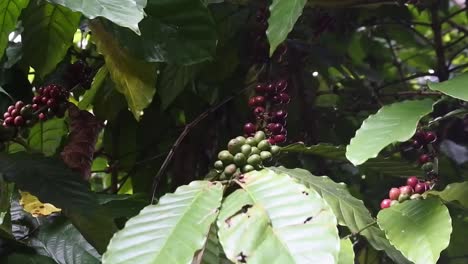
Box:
272 167 410 264
28 118 68 156
102 181 223 264
426 181 468 207
267 0 307 55
22 1 80 77
90 21 157 120
102 0 217 65
428 73 468 101
0 0 29 59
46 0 145 34
346 99 435 165
377 198 452 264
218 169 340 264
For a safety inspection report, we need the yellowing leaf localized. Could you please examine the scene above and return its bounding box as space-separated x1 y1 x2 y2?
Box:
90 21 157 120
20 191 61 217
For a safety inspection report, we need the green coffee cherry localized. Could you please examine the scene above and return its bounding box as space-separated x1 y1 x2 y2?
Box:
20 105 33 118
242 164 255 173
421 162 434 172
218 150 234 164
257 139 270 151
247 154 262 166
214 160 224 170
410 194 422 200
241 144 252 156
390 200 399 207
251 146 261 155
234 153 247 166
398 193 410 202
260 151 272 161
235 136 246 145
270 145 281 155
246 137 257 146
227 139 243 154
224 164 237 176
254 131 266 142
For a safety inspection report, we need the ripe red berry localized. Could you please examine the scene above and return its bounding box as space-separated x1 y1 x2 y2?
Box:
411 139 422 149
243 123 256 135
271 123 283 134
32 104 39 111
266 123 275 131
399 185 413 195
274 134 286 143
13 116 24 126
253 106 265 116
419 154 431 164
265 84 275 93
271 95 281 105
389 188 401 200
424 132 437 143
47 98 57 108
255 83 267 94
254 96 265 106
414 183 428 194
10 109 19 117
276 80 288 92
32 96 41 104
41 96 49 104
38 113 46 121
3 112 10 119
15 101 25 110
268 137 276 144
380 199 392 209
7 105 15 113
414 130 426 141
4 116 13 126
406 176 419 188
279 93 290 104
274 110 288 120
248 97 257 107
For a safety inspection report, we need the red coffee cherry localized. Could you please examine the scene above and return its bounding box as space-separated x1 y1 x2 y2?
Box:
13 116 24 126
276 79 288 92
255 83 267 94
273 134 286 143
418 154 431 164
253 106 265 117
15 101 25 110
279 93 290 104
38 113 47 121
399 185 413 195
254 96 265 106
414 182 428 194
248 97 257 107
406 176 419 188
7 105 14 113
243 123 256 135
380 199 392 209
4 116 14 126
424 132 437 143
389 188 401 200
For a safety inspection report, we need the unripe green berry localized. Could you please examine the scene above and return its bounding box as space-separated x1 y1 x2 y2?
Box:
218 150 234 164
235 136 246 145
234 153 247 166
398 193 410 202
224 164 237 176
227 139 242 154
257 139 270 151
246 137 257 146
390 200 399 207
247 154 262 166
251 146 261 155
242 164 255 173
214 160 224 170
254 131 266 142
20 105 33 118
410 194 422 200
260 151 272 161
241 144 252 156
270 145 281 155
421 162 434 172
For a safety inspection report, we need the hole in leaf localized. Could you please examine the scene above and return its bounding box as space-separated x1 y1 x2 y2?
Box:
304 216 313 224
225 204 253 227
302 191 309 196
236 252 247 263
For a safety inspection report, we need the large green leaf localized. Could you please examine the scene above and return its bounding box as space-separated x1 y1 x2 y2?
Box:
29 217 101 264
90 21 157 120
428 73 468 101
0 153 117 253
273 167 410 263
199 224 231 264
0 253 57 264
377 198 452 264
46 0 145 34
159 64 199 110
28 118 68 156
338 238 354 264
282 143 420 178
218 169 340 263
22 2 80 77
0 0 29 59
426 181 468 207
267 0 307 55
102 181 223 264
103 0 217 65
346 99 435 165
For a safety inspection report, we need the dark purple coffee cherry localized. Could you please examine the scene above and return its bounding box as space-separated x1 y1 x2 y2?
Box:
419 154 431 164
276 80 288 92
274 134 286 143
4 116 13 126
253 106 265 117
13 116 24 126
248 97 257 108
270 123 283 134
414 183 428 194
424 132 437 143
274 110 288 120
254 96 265 106
15 101 25 110
279 93 290 104
244 123 257 135
255 83 267 94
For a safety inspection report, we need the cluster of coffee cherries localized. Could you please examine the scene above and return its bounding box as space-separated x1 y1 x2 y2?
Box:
32 84 70 120
244 79 290 145
2 101 35 128
380 176 432 209
409 130 438 175
66 60 93 90
214 131 280 177
251 4 269 62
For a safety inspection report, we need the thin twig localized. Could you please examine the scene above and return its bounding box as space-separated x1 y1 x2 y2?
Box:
431 2 449 81
342 221 377 240
150 86 251 203
376 72 437 91
447 20 468 35
449 62 468 72
380 91 442 97
441 7 468 23
383 30 406 84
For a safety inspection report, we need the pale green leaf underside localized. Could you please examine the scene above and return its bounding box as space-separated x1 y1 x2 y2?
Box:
426 181 468 207
267 0 306 55
428 73 468 102
46 0 145 34
338 239 354 264
102 181 223 264
377 198 452 264
90 21 157 120
0 0 29 59
346 99 435 166
218 169 340 264
22 2 80 77
273 167 410 264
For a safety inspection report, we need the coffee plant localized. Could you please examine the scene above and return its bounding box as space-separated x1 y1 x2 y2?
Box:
0 0 467 263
